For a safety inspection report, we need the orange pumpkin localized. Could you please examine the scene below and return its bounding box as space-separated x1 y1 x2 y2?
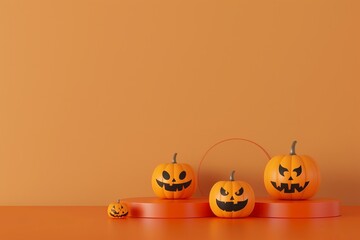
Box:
151 153 196 199
264 140 320 199
107 199 128 218
209 171 255 218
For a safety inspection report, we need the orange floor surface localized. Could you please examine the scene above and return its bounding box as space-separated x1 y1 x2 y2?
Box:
0 206 359 240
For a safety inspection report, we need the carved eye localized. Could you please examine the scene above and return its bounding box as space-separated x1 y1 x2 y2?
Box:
220 187 229 196
279 164 289 176
162 170 170 180
179 171 186 180
293 166 302 177
235 187 244 196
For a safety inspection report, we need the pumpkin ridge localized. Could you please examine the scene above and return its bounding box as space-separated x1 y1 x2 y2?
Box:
300 156 306 199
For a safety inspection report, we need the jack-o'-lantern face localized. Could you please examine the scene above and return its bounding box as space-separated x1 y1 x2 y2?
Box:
209 171 255 218
216 186 248 212
107 200 128 218
156 168 192 192
270 159 309 193
152 153 196 199
264 141 320 199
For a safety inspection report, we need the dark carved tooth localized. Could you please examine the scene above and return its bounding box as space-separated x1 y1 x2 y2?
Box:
156 180 192 192
271 181 310 193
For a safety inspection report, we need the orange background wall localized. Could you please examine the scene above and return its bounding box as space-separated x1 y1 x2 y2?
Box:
1 0 359 205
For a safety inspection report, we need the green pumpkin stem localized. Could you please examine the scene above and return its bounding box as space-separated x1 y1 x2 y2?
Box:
172 153 178 163
290 140 297 155
230 170 235 181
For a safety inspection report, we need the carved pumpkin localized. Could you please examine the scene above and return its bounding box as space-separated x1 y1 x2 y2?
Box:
107 199 128 218
264 140 320 199
151 153 196 199
209 171 255 218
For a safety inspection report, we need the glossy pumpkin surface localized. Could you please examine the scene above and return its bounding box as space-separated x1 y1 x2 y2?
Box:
209 171 255 218
264 141 320 199
107 200 128 218
151 153 196 199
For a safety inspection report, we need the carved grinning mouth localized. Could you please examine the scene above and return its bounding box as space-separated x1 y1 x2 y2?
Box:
271 181 309 193
110 209 128 218
156 179 192 192
216 199 248 212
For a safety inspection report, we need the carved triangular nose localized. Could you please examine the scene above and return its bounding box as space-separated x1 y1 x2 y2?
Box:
172 178 176 182
230 196 234 200
289 176 293 180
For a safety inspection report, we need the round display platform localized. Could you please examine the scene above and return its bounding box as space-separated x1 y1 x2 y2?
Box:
122 197 214 218
251 198 340 218
123 197 340 219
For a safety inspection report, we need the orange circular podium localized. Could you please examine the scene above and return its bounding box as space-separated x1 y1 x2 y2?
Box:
251 198 341 218
123 197 340 218
122 197 214 218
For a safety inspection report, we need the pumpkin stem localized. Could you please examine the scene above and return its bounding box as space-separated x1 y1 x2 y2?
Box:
172 153 178 163
230 170 235 181
117 199 120 203
290 140 297 155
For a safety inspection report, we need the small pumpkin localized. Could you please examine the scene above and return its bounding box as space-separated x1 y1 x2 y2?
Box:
107 199 128 218
151 153 196 199
209 170 255 218
264 140 320 199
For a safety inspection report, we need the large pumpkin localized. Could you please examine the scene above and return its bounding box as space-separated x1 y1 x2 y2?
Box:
107 199 128 218
209 171 255 218
151 153 196 199
264 140 320 199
